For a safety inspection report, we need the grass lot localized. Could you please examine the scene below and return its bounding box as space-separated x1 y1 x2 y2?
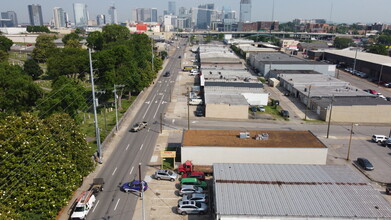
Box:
34 80 52 90
80 97 136 153
9 51 28 61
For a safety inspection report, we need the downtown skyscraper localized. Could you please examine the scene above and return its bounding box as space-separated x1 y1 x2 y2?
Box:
73 3 88 27
53 7 67 28
168 1 176 15
108 5 118 24
240 0 251 22
28 4 43 26
1 11 18 27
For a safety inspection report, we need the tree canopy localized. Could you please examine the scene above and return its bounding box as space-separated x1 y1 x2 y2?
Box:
102 24 131 43
23 59 43 80
37 76 87 120
333 37 353 49
47 48 89 80
86 31 104 50
0 62 43 115
62 32 81 45
32 34 57 62
0 35 13 52
27 25 50 33
0 113 94 219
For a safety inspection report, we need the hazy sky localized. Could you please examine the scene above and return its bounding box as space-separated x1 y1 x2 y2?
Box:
4 0 391 24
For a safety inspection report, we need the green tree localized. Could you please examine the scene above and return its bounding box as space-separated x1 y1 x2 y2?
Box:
367 44 388 55
62 32 81 45
26 25 50 33
0 62 43 115
102 24 131 44
377 34 391 46
23 59 43 80
0 50 8 62
334 37 353 49
65 38 81 48
31 34 57 62
0 113 94 219
47 48 89 80
86 31 104 50
37 76 87 119
0 35 13 52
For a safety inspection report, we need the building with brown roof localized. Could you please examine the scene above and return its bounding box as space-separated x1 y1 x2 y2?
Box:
181 130 328 165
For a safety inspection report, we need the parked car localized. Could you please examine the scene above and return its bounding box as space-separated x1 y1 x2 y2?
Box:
258 106 266 112
180 178 207 189
249 106 257 112
154 169 178 181
381 138 391 147
367 89 377 94
121 180 148 192
372 135 388 143
177 200 208 215
386 97 391 102
181 193 208 203
164 71 171 77
179 185 204 196
182 171 205 181
357 158 374 171
130 121 148 132
194 110 204 117
376 93 386 99
280 110 290 118
189 99 203 105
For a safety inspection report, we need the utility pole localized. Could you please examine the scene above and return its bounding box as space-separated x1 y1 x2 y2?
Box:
377 65 384 87
304 85 312 120
89 48 102 164
326 95 334 139
160 113 163 133
187 87 190 130
347 123 358 161
113 84 125 132
151 39 154 74
138 163 145 220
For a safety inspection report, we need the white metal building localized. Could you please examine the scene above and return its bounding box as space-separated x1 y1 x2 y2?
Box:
181 130 328 165
214 163 391 220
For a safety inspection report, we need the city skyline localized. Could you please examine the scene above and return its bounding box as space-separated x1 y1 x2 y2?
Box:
3 0 391 25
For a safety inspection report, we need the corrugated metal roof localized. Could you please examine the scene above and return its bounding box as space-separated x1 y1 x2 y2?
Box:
214 163 391 218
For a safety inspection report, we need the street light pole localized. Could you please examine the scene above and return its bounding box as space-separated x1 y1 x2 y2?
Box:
187 87 190 130
113 84 125 132
377 65 384 87
353 47 358 72
347 123 358 161
89 48 102 164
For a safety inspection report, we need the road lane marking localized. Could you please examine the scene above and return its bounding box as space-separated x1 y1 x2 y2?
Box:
140 144 144 151
153 94 165 119
114 198 120 211
126 144 130 150
130 166 134 175
142 93 157 119
112 167 117 176
92 200 99 212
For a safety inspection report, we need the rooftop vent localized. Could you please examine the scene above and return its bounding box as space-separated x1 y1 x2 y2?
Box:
239 132 250 139
256 133 269 140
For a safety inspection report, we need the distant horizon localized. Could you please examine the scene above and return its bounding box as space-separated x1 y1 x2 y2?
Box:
3 0 391 25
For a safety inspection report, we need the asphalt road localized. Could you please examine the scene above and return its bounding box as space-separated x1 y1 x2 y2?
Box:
87 39 186 220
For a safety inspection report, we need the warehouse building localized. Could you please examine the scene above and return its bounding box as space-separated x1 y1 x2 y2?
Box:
324 49 391 82
277 74 391 123
248 52 336 77
214 163 391 220
181 130 328 165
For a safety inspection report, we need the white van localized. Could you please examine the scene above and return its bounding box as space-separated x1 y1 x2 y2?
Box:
189 99 203 105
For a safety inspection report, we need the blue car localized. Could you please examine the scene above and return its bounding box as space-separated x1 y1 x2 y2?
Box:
121 180 148 192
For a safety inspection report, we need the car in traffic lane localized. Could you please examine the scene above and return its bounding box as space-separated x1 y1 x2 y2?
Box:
130 121 148 132
121 180 148 192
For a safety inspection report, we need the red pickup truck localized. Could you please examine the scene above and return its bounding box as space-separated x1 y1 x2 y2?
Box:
177 160 212 176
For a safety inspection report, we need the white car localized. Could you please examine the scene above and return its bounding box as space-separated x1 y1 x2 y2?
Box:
372 135 387 143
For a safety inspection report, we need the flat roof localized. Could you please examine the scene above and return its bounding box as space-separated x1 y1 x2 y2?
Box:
325 49 391 67
279 74 348 87
296 85 372 97
269 70 322 75
200 52 241 63
313 96 391 108
183 130 326 148
204 93 249 105
251 52 330 65
214 163 391 218
201 63 244 70
202 69 257 81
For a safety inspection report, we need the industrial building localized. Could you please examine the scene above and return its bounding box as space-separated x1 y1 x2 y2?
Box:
248 52 336 77
324 49 391 82
276 73 391 123
213 163 391 220
181 130 328 165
